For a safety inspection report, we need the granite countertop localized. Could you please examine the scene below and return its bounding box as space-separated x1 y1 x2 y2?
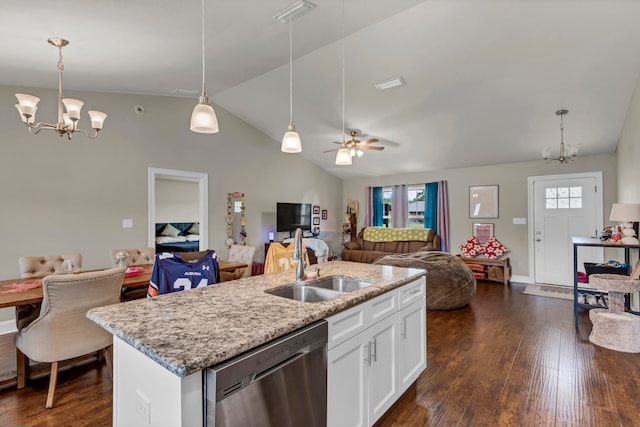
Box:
88 261 426 377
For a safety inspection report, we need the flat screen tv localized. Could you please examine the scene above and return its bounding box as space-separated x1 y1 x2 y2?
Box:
277 202 312 232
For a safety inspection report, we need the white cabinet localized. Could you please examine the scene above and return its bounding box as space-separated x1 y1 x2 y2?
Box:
398 300 426 391
327 277 426 427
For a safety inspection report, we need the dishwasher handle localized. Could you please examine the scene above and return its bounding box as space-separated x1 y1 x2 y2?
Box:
252 349 309 383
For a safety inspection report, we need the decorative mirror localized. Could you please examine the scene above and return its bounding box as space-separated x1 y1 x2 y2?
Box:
226 192 246 247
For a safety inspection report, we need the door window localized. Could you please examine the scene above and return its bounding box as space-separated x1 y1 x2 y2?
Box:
545 186 582 209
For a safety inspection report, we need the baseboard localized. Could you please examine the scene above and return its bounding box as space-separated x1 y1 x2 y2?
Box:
0 320 17 335
510 274 530 284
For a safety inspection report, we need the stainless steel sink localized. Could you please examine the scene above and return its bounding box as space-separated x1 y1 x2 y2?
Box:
267 285 344 303
307 275 373 292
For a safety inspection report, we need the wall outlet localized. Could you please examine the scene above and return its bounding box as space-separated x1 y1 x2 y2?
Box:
135 389 151 424
513 218 526 225
123 219 134 229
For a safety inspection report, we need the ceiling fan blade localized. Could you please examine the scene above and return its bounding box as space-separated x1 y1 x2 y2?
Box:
332 141 345 145
323 149 339 153
359 146 384 151
360 138 379 145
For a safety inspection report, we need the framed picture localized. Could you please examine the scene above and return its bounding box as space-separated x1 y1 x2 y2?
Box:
472 223 494 245
313 217 320 225
469 185 499 219
313 205 320 215
321 209 328 220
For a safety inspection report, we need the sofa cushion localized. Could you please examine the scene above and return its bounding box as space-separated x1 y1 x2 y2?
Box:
343 241 361 250
363 227 433 242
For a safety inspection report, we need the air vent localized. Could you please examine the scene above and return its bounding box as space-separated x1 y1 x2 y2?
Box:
272 0 316 23
374 76 406 91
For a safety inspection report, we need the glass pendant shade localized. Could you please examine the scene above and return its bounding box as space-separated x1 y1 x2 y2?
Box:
281 123 302 153
336 146 352 165
88 111 108 130
15 93 40 117
190 98 219 134
15 105 36 124
62 98 84 120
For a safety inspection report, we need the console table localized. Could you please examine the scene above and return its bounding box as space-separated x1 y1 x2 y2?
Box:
572 236 640 328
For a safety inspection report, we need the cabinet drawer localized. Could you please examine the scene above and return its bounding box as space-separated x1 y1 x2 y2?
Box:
368 291 397 324
327 303 368 350
398 278 425 309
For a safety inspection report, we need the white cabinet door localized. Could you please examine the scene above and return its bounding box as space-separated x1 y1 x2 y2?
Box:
367 314 398 424
398 300 426 392
327 333 369 427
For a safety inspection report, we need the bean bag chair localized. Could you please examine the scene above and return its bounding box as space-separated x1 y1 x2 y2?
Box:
373 251 476 310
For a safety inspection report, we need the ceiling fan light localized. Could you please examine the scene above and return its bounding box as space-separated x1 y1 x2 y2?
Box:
356 149 364 157
349 147 356 157
190 98 219 134
281 123 302 153
336 146 352 165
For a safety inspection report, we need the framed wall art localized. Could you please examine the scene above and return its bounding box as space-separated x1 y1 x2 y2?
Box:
321 209 328 220
472 223 494 245
469 185 499 219
313 205 320 215
313 217 320 225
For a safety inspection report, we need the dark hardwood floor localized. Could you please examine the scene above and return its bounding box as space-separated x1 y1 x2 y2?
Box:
1 281 639 426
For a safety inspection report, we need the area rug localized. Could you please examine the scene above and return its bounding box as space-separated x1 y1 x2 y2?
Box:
522 284 573 300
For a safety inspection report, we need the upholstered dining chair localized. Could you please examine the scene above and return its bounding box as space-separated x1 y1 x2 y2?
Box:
14 266 125 408
110 248 155 301
220 244 256 281
16 253 83 330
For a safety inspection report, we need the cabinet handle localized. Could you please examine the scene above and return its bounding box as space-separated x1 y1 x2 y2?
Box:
401 319 406 339
371 339 377 362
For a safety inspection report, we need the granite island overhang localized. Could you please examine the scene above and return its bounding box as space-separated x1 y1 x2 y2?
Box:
87 260 427 377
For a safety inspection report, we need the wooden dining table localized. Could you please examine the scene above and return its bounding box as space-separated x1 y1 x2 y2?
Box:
0 260 248 309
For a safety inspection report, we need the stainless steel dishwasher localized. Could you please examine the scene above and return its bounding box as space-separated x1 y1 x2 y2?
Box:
205 320 328 427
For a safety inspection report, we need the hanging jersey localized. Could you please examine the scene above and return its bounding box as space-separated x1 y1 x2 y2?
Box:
147 250 219 297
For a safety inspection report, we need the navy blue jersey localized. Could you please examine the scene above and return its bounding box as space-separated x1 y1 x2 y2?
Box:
148 250 219 297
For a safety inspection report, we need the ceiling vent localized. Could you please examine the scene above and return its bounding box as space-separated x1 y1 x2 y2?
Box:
172 89 200 96
374 76 406 91
272 0 316 23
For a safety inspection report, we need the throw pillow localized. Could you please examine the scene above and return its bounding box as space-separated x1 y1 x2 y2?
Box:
187 222 200 234
484 237 509 260
343 241 361 250
459 236 484 258
161 223 181 237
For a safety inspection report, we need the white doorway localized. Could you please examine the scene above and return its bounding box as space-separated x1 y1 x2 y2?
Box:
527 172 603 287
148 168 208 250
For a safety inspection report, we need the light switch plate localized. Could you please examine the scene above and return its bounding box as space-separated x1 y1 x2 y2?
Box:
513 218 526 225
123 219 134 228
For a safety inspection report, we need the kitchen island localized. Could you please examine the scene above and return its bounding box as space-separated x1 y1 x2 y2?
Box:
88 261 427 426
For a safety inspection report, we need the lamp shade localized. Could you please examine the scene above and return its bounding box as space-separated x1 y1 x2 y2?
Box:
610 203 640 222
335 146 352 165
281 124 302 153
88 111 108 130
190 101 219 133
15 93 40 117
62 98 84 120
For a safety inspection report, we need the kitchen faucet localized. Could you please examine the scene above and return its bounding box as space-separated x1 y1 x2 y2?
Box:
292 227 306 281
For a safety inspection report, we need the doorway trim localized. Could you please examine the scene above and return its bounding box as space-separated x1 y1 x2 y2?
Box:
148 167 208 250
527 171 603 284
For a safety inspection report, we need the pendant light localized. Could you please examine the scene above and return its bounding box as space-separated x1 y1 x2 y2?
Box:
281 13 302 153
190 0 219 134
335 0 351 165
542 109 577 164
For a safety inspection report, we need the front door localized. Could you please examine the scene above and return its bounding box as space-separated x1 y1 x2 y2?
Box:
531 173 602 287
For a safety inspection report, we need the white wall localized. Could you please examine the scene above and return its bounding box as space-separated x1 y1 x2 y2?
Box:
342 154 617 279
155 179 199 223
0 85 344 324
617 74 640 201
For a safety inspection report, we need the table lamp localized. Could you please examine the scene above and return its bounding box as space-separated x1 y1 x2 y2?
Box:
609 203 640 244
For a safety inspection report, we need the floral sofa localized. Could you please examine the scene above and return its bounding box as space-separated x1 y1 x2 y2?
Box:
342 227 441 263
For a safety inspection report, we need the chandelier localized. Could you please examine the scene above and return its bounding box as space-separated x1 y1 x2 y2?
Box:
15 38 107 140
543 109 577 164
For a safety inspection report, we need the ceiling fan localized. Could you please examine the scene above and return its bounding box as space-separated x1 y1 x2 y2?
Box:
323 130 384 158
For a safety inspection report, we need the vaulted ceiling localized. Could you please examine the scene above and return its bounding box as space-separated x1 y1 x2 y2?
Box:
3 0 640 179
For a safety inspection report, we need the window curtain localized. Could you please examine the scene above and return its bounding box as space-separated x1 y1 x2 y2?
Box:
424 181 449 252
437 181 449 252
364 187 372 227
372 187 383 227
392 184 408 228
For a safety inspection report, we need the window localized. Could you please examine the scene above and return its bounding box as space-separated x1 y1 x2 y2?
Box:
380 185 425 228
545 186 582 209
